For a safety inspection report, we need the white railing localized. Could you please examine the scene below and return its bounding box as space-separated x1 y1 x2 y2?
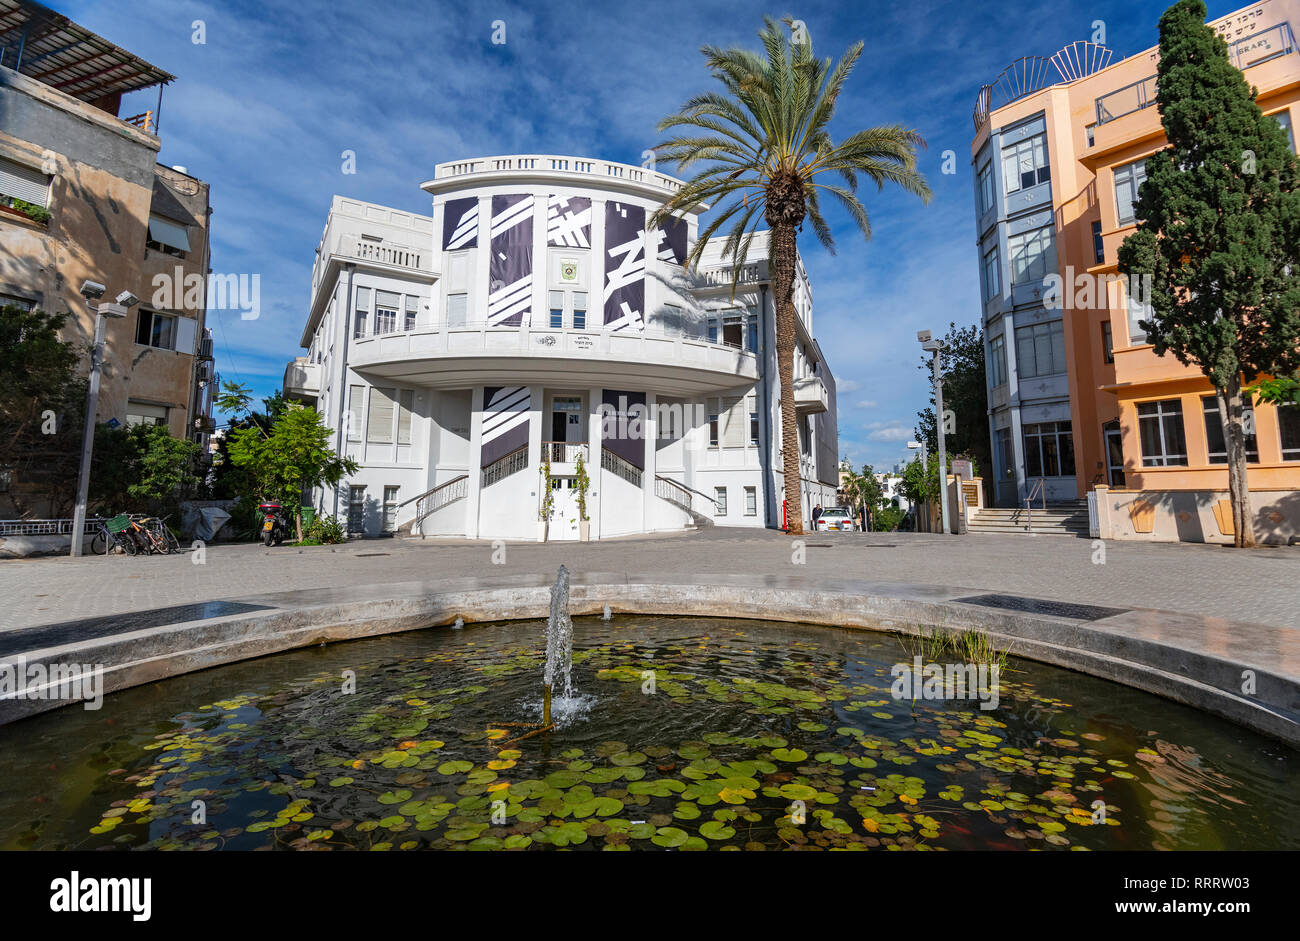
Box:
1025 477 1046 532
403 475 468 535
698 263 765 287
541 441 590 463
337 234 426 271
0 517 103 536
601 449 643 488
433 154 683 194
655 475 692 510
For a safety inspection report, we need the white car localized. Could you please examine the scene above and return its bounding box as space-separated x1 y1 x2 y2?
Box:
815 507 857 532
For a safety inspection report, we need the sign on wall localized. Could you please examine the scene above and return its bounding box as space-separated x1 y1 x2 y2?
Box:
482 386 530 466
654 214 688 266
603 202 645 331
547 195 591 248
442 197 478 250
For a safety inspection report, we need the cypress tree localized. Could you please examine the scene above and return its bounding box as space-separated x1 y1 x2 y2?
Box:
1117 0 1300 547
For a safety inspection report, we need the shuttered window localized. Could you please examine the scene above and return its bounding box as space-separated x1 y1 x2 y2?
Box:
397 389 414 444
148 216 191 253
347 385 364 440
0 157 50 206
367 386 396 443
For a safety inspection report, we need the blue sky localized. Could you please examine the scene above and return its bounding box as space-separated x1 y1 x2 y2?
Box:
65 0 1243 470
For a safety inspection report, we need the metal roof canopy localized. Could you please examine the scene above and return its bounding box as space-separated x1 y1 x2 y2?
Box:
0 0 173 105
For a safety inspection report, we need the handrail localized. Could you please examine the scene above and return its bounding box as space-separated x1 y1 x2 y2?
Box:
540 441 590 463
482 446 529 487
600 449 643 487
399 474 468 508
654 475 692 510
1025 477 1046 532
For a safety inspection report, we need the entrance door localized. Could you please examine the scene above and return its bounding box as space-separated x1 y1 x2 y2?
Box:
547 476 581 540
1104 422 1125 488
549 395 583 461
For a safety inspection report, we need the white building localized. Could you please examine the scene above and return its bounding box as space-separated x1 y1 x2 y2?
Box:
285 154 839 540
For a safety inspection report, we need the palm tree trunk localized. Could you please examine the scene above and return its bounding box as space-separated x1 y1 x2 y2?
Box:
770 220 804 535
1219 375 1255 548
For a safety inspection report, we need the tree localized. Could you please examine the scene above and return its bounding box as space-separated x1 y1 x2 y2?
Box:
1117 0 1300 548
219 381 358 540
89 423 202 514
915 322 990 492
0 304 86 513
651 17 931 534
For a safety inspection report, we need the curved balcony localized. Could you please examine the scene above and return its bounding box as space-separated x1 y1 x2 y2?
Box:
348 321 758 396
422 154 696 207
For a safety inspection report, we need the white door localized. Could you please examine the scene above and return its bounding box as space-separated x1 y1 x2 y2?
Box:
548 476 581 540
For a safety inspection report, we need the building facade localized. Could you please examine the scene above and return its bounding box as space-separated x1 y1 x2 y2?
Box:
970 0 1300 542
0 1 216 470
286 155 840 540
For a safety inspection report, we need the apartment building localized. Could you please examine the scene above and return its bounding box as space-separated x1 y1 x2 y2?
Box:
284 156 840 540
970 0 1300 543
0 1 215 476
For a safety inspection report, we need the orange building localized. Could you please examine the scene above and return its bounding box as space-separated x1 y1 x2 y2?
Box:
970 0 1300 543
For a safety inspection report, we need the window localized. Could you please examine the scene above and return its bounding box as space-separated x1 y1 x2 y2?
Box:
977 160 995 214
1085 123 1096 147
1126 291 1150 345
714 487 728 516
367 386 396 443
146 215 190 256
744 486 757 516
989 334 1007 387
1102 321 1114 364
347 385 364 441
573 292 587 330
347 485 366 534
0 156 50 209
707 394 744 447
383 486 399 533
135 309 177 350
397 389 415 445
446 293 468 327
1202 396 1258 464
1092 221 1105 264
707 320 718 344
982 244 1000 302
721 312 743 348
1269 109 1295 152
747 311 759 352
1002 132 1050 194
354 287 370 339
126 401 168 427
1007 226 1056 285
1014 320 1066 379
1280 404 1300 461
1 293 34 311
1023 420 1076 477
550 290 564 328
404 295 418 331
995 427 1014 480
708 406 719 447
374 290 400 335
800 414 812 455
1113 158 1148 225
1137 399 1188 466
749 394 759 446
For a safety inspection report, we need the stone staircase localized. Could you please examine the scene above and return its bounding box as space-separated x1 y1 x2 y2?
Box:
967 499 1090 536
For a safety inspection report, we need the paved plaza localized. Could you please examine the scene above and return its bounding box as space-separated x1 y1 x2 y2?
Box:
2 528 1297 633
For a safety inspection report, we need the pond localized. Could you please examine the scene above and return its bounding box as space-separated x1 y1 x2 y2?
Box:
1 616 1296 851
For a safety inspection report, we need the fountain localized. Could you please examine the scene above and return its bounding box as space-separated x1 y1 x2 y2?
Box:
542 564 575 724
602 602 612 621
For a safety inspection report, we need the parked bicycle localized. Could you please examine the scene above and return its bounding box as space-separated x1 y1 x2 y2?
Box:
89 514 181 555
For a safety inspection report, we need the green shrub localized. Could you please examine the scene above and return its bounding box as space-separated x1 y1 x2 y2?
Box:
302 514 346 545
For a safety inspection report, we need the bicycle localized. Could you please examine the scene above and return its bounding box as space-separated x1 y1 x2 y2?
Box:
89 514 139 555
130 515 181 554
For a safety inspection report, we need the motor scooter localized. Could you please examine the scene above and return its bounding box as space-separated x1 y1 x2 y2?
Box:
258 502 289 546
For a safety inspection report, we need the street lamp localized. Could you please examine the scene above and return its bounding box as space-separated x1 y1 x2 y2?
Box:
918 330 951 535
69 284 138 557
906 439 926 475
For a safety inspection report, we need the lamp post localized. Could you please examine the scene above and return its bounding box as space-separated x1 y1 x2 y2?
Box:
918 330 950 535
69 284 138 557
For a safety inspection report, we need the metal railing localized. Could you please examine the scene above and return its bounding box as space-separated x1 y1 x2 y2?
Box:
433 154 684 194
600 449 642 488
1025 478 1046 533
0 517 103 536
1095 74 1157 125
654 475 692 510
482 447 529 487
1228 21 1295 70
402 475 468 535
122 111 155 134
541 441 589 463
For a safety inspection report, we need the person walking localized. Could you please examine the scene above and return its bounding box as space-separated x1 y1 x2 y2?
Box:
812 503 823 529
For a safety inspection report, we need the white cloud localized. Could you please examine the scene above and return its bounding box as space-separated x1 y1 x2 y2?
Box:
855 400 878 409
868 425 915 442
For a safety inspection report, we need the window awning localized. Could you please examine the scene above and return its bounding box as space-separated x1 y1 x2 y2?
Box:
148 215 190 252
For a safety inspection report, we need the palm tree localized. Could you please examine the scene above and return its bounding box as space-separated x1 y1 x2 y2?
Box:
650 16 931 535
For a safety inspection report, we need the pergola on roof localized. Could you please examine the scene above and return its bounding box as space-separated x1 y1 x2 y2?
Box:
0 0 173 103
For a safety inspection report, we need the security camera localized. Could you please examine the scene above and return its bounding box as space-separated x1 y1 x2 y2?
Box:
115 290 140 308
916 330 932 343
80 280 106 300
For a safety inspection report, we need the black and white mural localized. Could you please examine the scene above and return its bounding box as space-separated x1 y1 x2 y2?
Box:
442 196 479 250
547 195 591 248
481 385 530 466
488 194 534 327
603 201 645 331
654 213 688 266
601 389 646 469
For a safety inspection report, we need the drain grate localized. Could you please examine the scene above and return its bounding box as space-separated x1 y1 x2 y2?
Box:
953 593 1127 621
355 552 390 557
0 601 273 657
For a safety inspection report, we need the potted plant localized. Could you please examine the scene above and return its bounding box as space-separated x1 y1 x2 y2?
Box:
538 460 553 542
575 451 591 541
0 196 50 225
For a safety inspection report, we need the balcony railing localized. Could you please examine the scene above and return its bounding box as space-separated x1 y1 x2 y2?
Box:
336 234 427 272
122 111 155 134
600 449 642 488
1095 23 1296 125
432 154 683 194
541 441 589 463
